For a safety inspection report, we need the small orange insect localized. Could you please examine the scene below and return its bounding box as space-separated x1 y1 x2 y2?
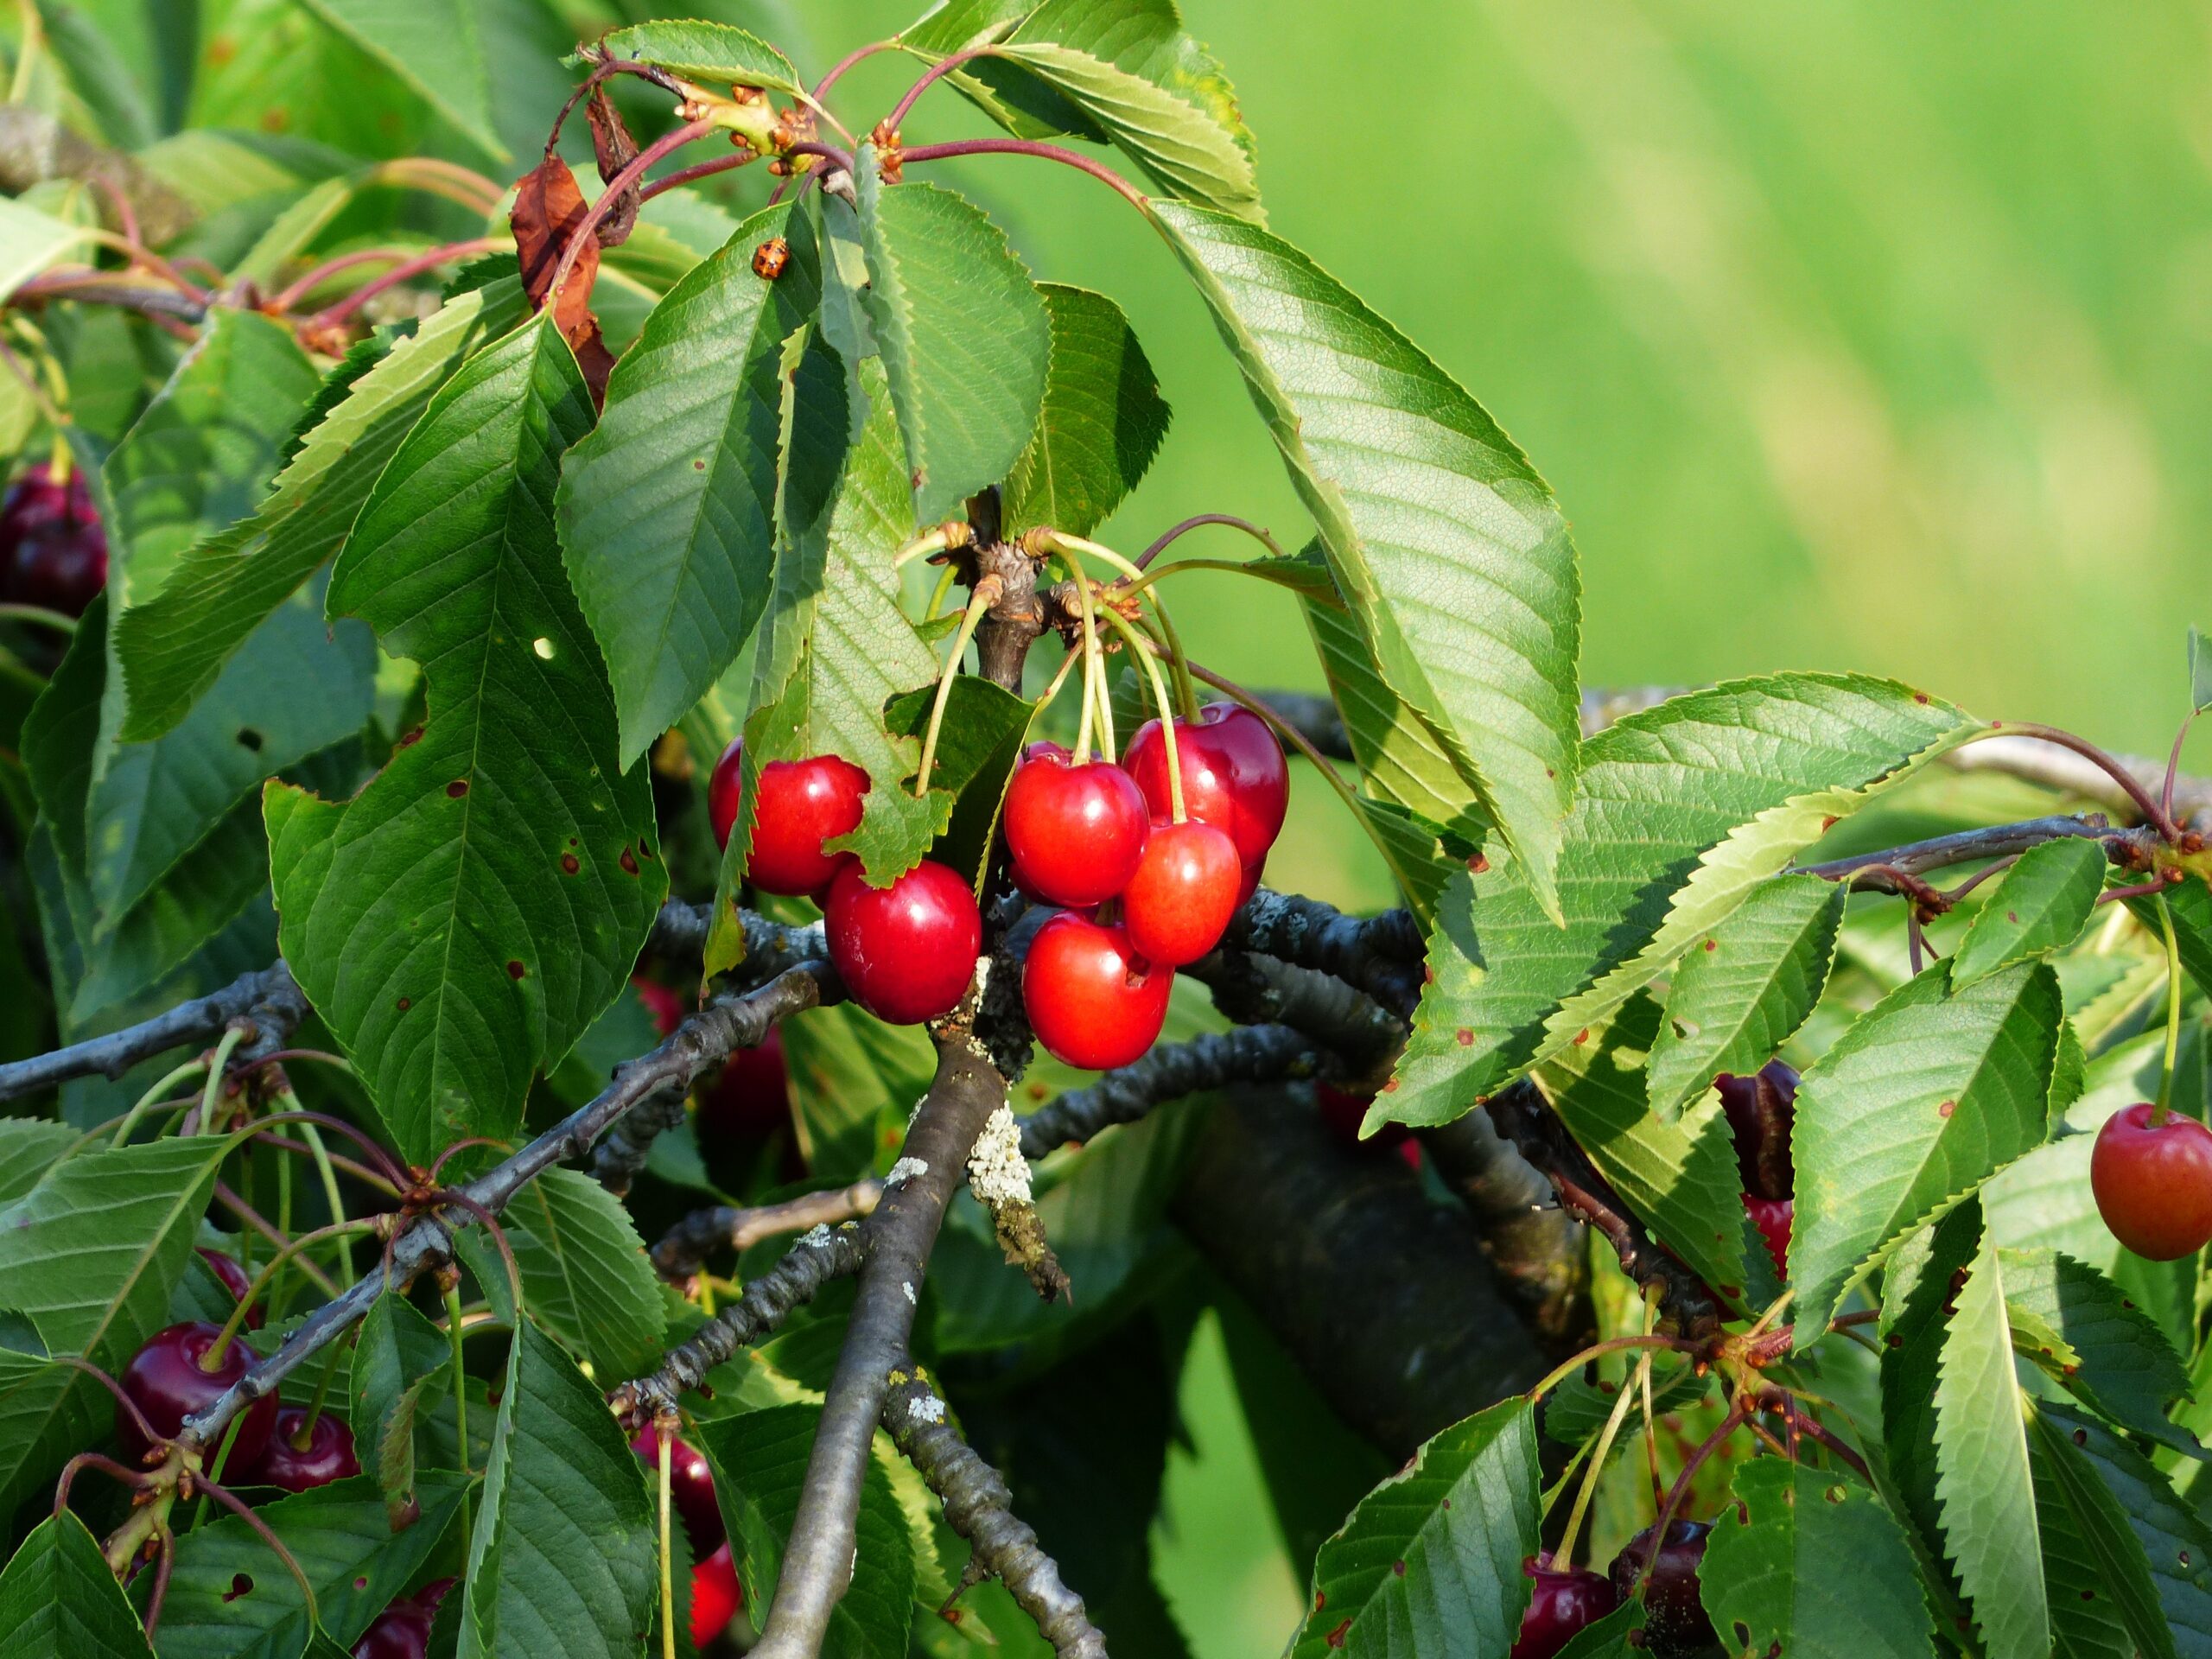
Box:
753 238 791 280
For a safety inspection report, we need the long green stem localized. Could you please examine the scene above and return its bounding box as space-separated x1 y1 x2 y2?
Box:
1062 550 1104 764
191 1026 248 1134
913 585 995 798
658 1427 677 1659
109 1059 208 1149
444 1283 472 1478
204 1220 375 1366
297 1123 354 1287
1525 1334 1692 1405
892 524 957 569
1554 1344 1641 1567
294 1339 346 1444
1098 607 1185 820
2156 893 2183 1121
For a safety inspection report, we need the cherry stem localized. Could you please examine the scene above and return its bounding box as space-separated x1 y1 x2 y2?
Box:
293 1338 346 1446
1524 1334 1697 1406
1175 652 1376 825
143 1529 175 1642
1939 855 2019 906
205 1219 375 1369
47 1356 162 1451
1983 722 2182 840
1553 1322 1646 1567
924 561 960 622
880 46 1000 137
250 1109 410 1188
1791 1412 1872 1482
639 149 763 205
429 1135 507 1182
1135 514 1283 569
814 40 897 105
1065 552 1103 765
370 156 506 215
915 580 1000 797
899 139 1150 214
0 601 76 633
2156 893 2183 1122
188 1025 247 1135
893 523 961 569
2162 711 2195 830
303 236 503 333
658 1419 677 1659
1048 528 1199 721
545 118 722 309
108 1057 209 1149
1635 1402 1748 1597
1097 606 1186 821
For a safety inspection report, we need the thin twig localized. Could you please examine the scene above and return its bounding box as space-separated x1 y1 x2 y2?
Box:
652 1181 884 1281
0 963 307 1102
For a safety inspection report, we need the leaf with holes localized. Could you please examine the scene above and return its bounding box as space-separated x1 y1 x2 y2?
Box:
114 276 526 742
2000 1248 2200 1460
1155 200 1583 921
856 153 1052 525
1697 1459 1936 1659
556 202 815 767
268 316 664 1164
2027 1404 2177 1659
0 1514 154 1659
1287 1396 1538 1658
348 1290 448 1529
1950 837 2107 989
1647 874 1844 1116
298 0 503 158
461 1321 658 1659
461 1168 664 1380
1001 284 1170 537
564 20 801 96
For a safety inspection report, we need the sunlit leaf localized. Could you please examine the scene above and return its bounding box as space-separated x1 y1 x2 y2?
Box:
1949 837 2107 989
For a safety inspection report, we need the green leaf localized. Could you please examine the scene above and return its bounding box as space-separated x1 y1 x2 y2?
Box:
1697 1458 1936 1659
2036 1432 2139 1659
1541 1357 1711 1447
1288 1397 1539 1658
1949 837 2107 989
695 1404 917 1658
1646 874 1845 1116
0 1514 154 1659
565 21 802 96
2190 626 2211 715
461 1321 658 1659
0 195 94 299
855 152 1052 524
2130 876 2212 1001
2027 1405 2177 1659
269 317 664 1163
1302 588 1480 836
2033 1400 2212 1656
0 1133 240 1514
1001 284 1170 538
880 674 1035 885
782 1001 937 1176
1878 1202 1984 1614
146 1471 469 1659
556 202 817 768
347 1290 448 1528
2000 1248 2200 1460
1154 200 1582 919
1389 676 1981 1126
0 1119 76 1204
477 1168 664 1380
1933 1225 2046 1659
296 0 504 159
114 276 526 742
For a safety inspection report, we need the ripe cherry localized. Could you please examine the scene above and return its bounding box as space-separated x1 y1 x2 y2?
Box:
1609 1519 1715 1654
707 741 870 897
824 859 982 1025
632 976 685 1037
1121 818 1241 966
0 465 106 616
697 1025 790 1143
196 1247 264 1329
2090 1103 2212 1261
1744 1193 1792 1278
352 1579 454 1659
1510 1556 1621 1659
1003 746 1148 906
1023 912 1171 1071
1316 1082 1422 1171
1715 1060 1796 1201
246 1408 360 1491
117 1320 276 1468
1123 702 1288 871
691 1542 743 1648
632 1422 725 1552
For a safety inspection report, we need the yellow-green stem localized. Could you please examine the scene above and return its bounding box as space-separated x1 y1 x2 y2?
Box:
109 1059 208 1149
892 524 957 569
1041 531 1198 718
191 1026 248 1135
297 1122 354 1287
2156 893 2183 1121
658 1428 677 1659
189 1413 247 1530
294 1338 346 1445
9 0 44 105
1098 607 1185 820
1064 550 1103 764
913 585 995 798
923 561 958 621
1553 1342 1641 1568
205 1220 375 1367
444 1284 471 1477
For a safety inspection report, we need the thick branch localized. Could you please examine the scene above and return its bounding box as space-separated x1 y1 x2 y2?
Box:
1018 1024 1320 1156
1180 950 1402 1070
1420 1110 1591 1355
182 964 833 1447
1225 889 1422 1015
652 1181 884 1281
647 898 824 972
882 1366 1107 1658
0 963 307 1102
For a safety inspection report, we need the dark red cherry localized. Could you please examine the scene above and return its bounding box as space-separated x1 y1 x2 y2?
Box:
1121 818 1240 966
117 1321 276 1469
0 466 106 616
353 1603 432 1659
1236 854 1266 907
196 1248 264 1329
697 1025 790 1143
1022 912 1171 1071
691 1541 743 1648
1714 1060 1796 1201
246 1408 360 1491
824 859 982 1025
1610 1519 1714 1654
709 741 871 896
632 976 685 1037
1744 1193 1792 1278
1510 1556 1621 1659
1003 748 1148 906
632 1422 725 1552
1314 1082 1421 1168
2091 1103 2212 1261
1122 702 1288 868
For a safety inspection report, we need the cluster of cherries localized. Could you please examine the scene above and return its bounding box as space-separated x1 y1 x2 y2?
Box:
1716 1061 1796 1278
704 701 1287 1070
0 461 107 616
631 1423 742 1649
1513 1518 1715 1659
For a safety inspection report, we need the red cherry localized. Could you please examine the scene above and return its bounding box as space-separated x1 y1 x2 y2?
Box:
1236 854 1266 907
196 1248 264 1330
0 467 106 616
1022 912 1171 1071
353 1603 432 1659
246 1408 360 1491
1715 1060 1796 1201
1121 818 1240 967
1003 749 1149 906
632 976 686 1037
1510 1556 1621 1659
690 1541 743 1649
117 1321 276 1470
824 860 982 1025
1744 1193 1791 1278
1122 702 1288 868
632 1423 725 1552
1609 1520 1714 1654
708 741 871 896
697 1025 790 1144
2090 1103 2212 1261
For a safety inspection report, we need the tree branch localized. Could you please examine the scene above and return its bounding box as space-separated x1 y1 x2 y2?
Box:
1224 889 1422 1015
651 1181 884 1281
1179 949 1402 1069
1419 1109 1591 1356
881 1365 1108 1657
646 897 824 972
0 963 307 1102
1789 815 2153 893
1018 1024 1321 1156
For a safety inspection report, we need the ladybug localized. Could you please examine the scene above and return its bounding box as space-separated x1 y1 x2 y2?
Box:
753 238 790 280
